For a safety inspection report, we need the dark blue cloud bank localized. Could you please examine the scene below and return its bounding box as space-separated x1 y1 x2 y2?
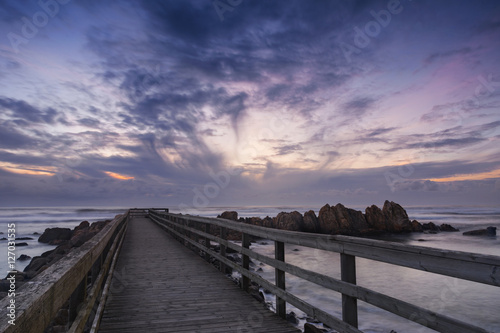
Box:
0 0 499 208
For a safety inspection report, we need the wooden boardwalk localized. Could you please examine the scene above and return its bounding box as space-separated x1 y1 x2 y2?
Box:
98 217 299 333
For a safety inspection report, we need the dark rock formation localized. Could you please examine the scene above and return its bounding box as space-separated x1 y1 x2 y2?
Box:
440 223 459 232
15 242 28 246
382 200 412 232
18 254 31 261
318 203 370 235
215 200 455 237
463 226 496 236
275 211 304 231
365 201 420 233
365 205 387 231
303 210 319 233
422 222 440 233
38 228 72 245
3 220 111 283
411 220 423 232
304 323 328 333
16 237 34 240
286 311 299 325
262 216 275 228
218 211 238 221
421 222 459 233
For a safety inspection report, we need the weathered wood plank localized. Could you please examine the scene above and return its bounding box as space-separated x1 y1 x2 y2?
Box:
341 253 358 328
98 217 299 333
275 240 286 320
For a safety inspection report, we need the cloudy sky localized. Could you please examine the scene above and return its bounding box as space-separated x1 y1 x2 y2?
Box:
0 0 499 210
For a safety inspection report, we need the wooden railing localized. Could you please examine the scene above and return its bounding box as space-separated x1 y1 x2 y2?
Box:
0 211 129 333
148 209 500 333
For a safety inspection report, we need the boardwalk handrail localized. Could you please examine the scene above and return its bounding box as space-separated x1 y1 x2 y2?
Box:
0 211 129 333
148 209 500 333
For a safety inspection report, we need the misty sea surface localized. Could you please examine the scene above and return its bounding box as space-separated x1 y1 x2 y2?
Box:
1 205 499 332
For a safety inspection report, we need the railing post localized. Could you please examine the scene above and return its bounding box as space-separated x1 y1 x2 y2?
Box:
219 227 227 273
204 223 211 262
242 233 250 292
275 241 286 319
341 253 358 328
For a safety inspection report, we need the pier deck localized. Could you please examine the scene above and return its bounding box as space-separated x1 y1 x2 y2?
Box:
98 217 299 333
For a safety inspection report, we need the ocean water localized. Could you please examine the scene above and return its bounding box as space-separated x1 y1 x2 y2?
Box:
1 205 499 332
0 207 127 274
174 205 500 333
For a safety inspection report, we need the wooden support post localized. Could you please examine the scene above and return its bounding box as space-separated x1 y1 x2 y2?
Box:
69 278 86 322
242 233 250 292
341 253 358 328
220 227 227 274
204 223 211 262
275 241 286 319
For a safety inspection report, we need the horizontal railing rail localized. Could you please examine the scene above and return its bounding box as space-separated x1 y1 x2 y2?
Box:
148 209 500 333
0 211 129 333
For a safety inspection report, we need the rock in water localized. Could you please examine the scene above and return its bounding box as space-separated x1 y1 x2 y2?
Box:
365 204 387 231
275 211 304 231
318 204 340 234
318 203 369 235
38 228 73 245
303 210 319 233
440 223 459 232
422 222 440 232
411 220 423 232
18 254 31 261
219 211 238 221
304 323 328 333
463 226 496 236
382 200 412 232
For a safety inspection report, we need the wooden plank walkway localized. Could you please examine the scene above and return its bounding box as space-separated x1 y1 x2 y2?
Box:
98 217 299 333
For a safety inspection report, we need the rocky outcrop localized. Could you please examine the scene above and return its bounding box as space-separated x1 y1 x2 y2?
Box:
463 226 496 236
439 224 459 232
218 211 238 221
422 222 440 233
421 222 459 233
215 201 460 237
382 200 412 232
411 220 423 232
275 211 304 231
318 203 370 235
2 220 112 284
303 210 319 233
365 201 420 233
262 216 274 228
365 205 387 231
38 228 72 245
304 323 328 333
